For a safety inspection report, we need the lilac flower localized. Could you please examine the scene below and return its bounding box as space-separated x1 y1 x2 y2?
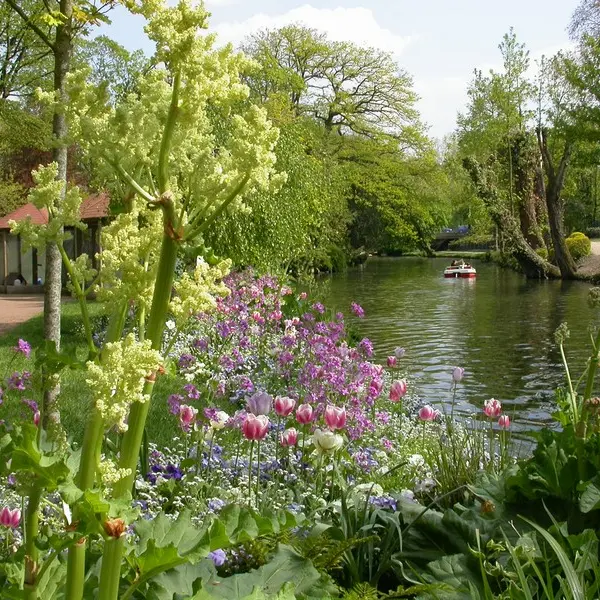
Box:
8 372 31 391
178 354 196 370
350 302 365 318
13 339 31 358
22 399 38 414
358 338 373 357
184 384 200 399
168 394 184 415
209 549 227 567
369 495 397 511
312 302 325 314
193 338 209 351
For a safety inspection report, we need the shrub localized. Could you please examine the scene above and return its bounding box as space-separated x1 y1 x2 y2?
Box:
585 226 600 239
566 232 592 261
535 247 548 261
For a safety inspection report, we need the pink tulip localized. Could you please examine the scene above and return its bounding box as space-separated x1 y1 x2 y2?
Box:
0 507 20 528
33 411 40 426
242 414 269 440
295 404 314 425
389 379 408 402
274 396 296 417
387 356 397 368
498 415 510 429
179 404 198 432
324 405 346 430
452 367 465 383
280 427 298 447
483 398 502 418
418 405 437 421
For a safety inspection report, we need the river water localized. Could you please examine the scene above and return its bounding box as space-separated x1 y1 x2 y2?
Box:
322 257 598 432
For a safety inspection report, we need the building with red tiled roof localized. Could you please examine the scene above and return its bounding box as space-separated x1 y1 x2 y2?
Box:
0 194 110 292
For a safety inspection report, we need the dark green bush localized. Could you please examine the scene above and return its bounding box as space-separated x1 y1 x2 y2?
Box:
585 227 600 239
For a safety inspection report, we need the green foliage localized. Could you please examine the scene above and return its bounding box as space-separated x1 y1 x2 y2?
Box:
448 234 494 250
585 226 600 238
566 232 592 260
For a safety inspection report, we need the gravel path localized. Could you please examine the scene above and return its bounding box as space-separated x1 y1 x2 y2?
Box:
0 295 44 336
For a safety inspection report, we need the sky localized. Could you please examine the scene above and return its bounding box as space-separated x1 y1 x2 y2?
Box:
98 0 580 140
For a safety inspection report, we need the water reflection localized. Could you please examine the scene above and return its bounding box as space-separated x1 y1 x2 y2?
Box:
322 258 597 431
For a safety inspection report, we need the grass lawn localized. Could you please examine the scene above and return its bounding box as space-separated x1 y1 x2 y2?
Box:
0 302 181 448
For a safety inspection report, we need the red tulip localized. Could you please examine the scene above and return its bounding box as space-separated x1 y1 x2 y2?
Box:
484 399 502 418
274 396 296 417
0 507 20 528
387 356 397 368
324 405 346 430
295 404 314 425
418 405 437 421
498 415 510 429
242 414 269 440
280 428 298 447
389 379 407 402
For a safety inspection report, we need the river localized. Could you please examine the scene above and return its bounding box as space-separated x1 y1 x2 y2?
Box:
322 257 598 432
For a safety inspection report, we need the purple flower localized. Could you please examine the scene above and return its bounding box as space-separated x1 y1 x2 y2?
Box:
13 339 31 358
22 399 38 414
246 391 272 416
168 394 184 415
312 302 325 314
209 549 227 567
193 338 209 351
178 354 196 370
7 372 31 391
350 302 365 318
184 384 200 399
207 498 226 513
358 338 373 357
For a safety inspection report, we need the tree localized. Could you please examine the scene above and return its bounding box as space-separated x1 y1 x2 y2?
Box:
569 0 600 39
244 25 424 145
74 34 149 104
0 2 52 99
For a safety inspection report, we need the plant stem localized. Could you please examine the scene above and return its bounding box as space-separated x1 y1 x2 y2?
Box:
248 441 254 506
255 440 262 510
23 484 42 600
65 302 128 600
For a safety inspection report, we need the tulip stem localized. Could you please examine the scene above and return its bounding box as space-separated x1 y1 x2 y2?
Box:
247 441 254 506
255 440 261 510
275 417 281 467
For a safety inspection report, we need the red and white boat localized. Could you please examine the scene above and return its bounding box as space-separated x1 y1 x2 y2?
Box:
443 261 477 278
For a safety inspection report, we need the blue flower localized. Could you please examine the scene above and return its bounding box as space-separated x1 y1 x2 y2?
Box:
209 549 227 567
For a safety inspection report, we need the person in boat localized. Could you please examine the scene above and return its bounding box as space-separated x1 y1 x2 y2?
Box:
451 260 458 267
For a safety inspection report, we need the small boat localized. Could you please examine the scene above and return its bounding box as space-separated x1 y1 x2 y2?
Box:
444 261 477 278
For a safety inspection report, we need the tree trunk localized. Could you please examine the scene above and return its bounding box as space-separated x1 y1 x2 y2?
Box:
513 133 545 250
462 157 560 278
43 0 73 428
537 127 577 279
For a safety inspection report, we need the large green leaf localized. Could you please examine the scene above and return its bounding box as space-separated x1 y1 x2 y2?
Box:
10 424 69 491
419 553 483 600
190 546 321 600
579 477 600 513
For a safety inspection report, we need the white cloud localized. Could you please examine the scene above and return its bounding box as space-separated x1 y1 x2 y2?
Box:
213 4 416 56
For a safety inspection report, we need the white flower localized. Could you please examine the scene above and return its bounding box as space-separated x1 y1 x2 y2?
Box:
408 454 425 468
353 483 384 496
210 411 229 430
312 428 344 454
